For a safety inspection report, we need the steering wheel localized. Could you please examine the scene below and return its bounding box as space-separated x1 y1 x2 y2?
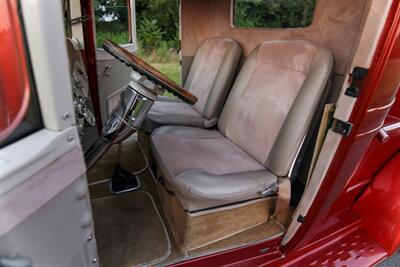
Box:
85 40 198 169
102 39 197 105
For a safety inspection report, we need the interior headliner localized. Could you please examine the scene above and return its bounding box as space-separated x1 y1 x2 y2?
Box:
181 0 370 77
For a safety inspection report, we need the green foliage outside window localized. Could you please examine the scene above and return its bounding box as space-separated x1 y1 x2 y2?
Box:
94 0 181 85
94 0 179 54
137 18 165 53
136 0 180 52
93 0 316 49
234 0 317 28
92 0 316 85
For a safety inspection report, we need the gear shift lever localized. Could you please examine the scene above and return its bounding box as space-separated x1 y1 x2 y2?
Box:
109 143 141 194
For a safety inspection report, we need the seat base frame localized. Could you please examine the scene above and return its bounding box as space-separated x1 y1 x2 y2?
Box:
156 172 276 251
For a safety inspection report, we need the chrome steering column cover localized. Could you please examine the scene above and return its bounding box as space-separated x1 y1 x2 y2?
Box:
102 86 154 137
102 70 166 137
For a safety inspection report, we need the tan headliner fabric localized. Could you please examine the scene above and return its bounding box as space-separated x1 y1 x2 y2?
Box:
181 0 368 75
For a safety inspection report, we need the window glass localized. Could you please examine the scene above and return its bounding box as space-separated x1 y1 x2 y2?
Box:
233 0 317 29
94 0 131 47
0 0 42 147
135 0 181 89
1 0 31 143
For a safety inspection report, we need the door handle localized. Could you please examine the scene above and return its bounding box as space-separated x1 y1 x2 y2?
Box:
377 122 400 143
377 128 389 143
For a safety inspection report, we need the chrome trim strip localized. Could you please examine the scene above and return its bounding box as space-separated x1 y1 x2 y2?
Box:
356 121 385 138
383 122 400 132
367 97 396 113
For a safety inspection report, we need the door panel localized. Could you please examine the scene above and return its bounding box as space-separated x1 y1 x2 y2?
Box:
0 1 98 266
0 174 96 267
0 128 79 196
0 131 98 267
0 144 85 234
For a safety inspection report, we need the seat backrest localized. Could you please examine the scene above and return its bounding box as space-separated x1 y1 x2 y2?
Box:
184 37 242 120
218 40 334 177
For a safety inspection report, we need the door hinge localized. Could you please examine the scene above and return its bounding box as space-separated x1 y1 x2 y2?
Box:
352 66 369 80
331 118 353 136
297 215 305 223
345 66 369 98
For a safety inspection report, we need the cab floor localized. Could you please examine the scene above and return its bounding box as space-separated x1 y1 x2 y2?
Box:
91 191 170 267
87 139 284 266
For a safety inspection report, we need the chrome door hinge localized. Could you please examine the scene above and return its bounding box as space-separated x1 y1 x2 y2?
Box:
331 118 353 136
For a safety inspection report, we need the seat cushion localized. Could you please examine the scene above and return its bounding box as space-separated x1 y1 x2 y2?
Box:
151 126 276 211
142 96 205 133
173 170 277 212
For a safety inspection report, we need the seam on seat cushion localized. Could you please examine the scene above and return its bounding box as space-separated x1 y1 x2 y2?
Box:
174 170 277 211
259 61 308 74
147 114 205 128
175 170 276 200
158 133 222 141
143 102 206 132
150 100 202 117
187 197 274 215
152 125 222 138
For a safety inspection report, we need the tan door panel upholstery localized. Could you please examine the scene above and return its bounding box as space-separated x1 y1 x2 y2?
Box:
143 37 242 132
151 40 334 212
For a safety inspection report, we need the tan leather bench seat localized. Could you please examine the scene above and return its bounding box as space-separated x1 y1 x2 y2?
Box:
151 40 334 212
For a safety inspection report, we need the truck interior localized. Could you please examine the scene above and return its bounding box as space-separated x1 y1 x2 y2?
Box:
59 0 395 266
